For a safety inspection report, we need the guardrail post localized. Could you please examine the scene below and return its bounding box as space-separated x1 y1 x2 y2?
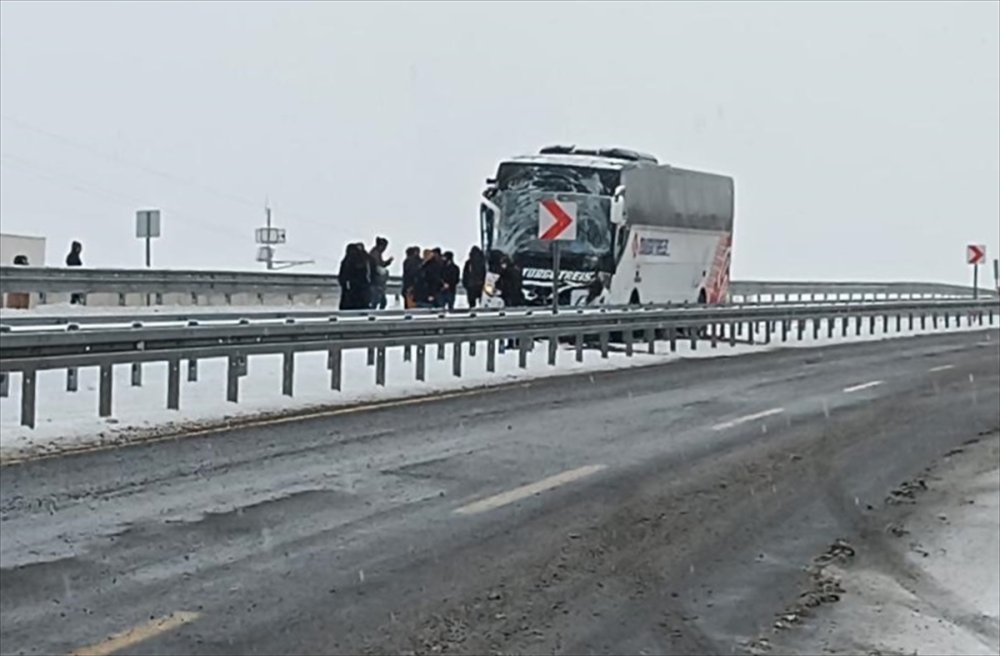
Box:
827 316 835 338
689 326 697 351
469 340 477 357
99 364 113 418
403 345 412 362
224 293 232 306
624 328 634 357
118 293 126 307
0 372 8 399
882 315 888 333
764 321 772 344
227 355 241 402
167 358 181 410
192 292 199 305
437 342 446 361
377 347 388 385
548 336 558 366
452 342 463 377
990 307 995 325
895 314 901 332
131 362 142 387
729 322 737 347
797 319 805 341
600 331 611 358
328 348 342 391
416 345 427 381
908 313 914 331
921 314 927 330
841 316 848 337
813 317 820 340
649 327 658 353
188 359 198 382
283 350 295 396
668 327 677 353
869 315 876 334
519 336 530 368
487 339 497 372
781 320 788 342
576 333 585 362
66 367 78 392
944 312 950 329
855 316 863 336
367 347 376 367
237 354 248 377
21 369 36 428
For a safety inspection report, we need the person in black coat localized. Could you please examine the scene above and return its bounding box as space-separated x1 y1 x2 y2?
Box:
401 246 422 309
419 248 445 308
462 245 486 308
441 251 460 310
497 255 524 308
338 243 372 310
65 241 83 267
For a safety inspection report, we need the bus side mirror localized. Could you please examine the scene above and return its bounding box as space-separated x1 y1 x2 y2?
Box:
611 186 625 225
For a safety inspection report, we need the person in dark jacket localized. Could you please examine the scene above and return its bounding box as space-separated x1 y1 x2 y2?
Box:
441 251 460 310
401 246 422 309
338 243 372 310
418 248 445 307
497 254 524 308
65 241 83 267
462 245 486 308
65 241 84 304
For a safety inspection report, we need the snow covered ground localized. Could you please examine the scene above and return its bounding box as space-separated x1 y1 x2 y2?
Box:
0 323 995 461
759 432 1000 656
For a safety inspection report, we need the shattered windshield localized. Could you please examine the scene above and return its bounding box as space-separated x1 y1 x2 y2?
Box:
493 164 617 258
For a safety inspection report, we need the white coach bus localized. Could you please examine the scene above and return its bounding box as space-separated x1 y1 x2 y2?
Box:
479 146 734 307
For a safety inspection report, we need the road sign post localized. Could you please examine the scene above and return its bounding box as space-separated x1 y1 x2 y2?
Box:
538 199 577 313
136 210 161 306
136 210 161 268
967 244 986 300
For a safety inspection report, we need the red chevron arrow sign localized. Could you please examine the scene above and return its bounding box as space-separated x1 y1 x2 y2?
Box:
967 244 986 265
538 199 577 241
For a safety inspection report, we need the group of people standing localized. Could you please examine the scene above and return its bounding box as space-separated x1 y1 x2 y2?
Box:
338 238 524 311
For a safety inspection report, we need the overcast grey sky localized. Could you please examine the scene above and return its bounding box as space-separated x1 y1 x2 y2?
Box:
1 1 997 284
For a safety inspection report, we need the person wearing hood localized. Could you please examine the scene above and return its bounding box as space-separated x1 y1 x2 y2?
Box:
462 245 486 308
338 243 371 310
441 251 460 310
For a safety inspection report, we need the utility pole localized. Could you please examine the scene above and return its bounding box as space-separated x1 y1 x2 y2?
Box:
265 205 274 270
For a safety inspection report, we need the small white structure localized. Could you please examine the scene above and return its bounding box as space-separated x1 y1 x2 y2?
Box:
0 232 46 266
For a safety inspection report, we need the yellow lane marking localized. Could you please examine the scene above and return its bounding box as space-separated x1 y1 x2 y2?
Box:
454 464 607 515
69 611 199 656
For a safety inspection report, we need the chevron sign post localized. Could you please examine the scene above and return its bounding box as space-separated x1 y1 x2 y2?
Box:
539 200 578 312
968 244 986 299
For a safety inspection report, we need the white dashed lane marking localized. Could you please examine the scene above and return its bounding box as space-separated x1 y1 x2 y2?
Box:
454 464 607 516
711 408 785 432
928 364 955 373
843 380 884 394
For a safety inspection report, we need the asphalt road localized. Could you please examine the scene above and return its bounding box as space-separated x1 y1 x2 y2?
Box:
1 329 998 656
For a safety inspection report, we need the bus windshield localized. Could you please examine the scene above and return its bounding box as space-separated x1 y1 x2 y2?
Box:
492 163 618 259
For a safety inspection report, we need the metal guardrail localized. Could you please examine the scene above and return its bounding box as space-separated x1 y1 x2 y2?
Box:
1 265 994 307
1 298 996 429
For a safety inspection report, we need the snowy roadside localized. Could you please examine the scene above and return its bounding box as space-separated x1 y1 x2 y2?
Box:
0 324 995 462
751 430 1000 656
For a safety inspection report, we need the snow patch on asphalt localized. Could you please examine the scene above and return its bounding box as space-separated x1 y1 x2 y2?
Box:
755 431 1000 656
